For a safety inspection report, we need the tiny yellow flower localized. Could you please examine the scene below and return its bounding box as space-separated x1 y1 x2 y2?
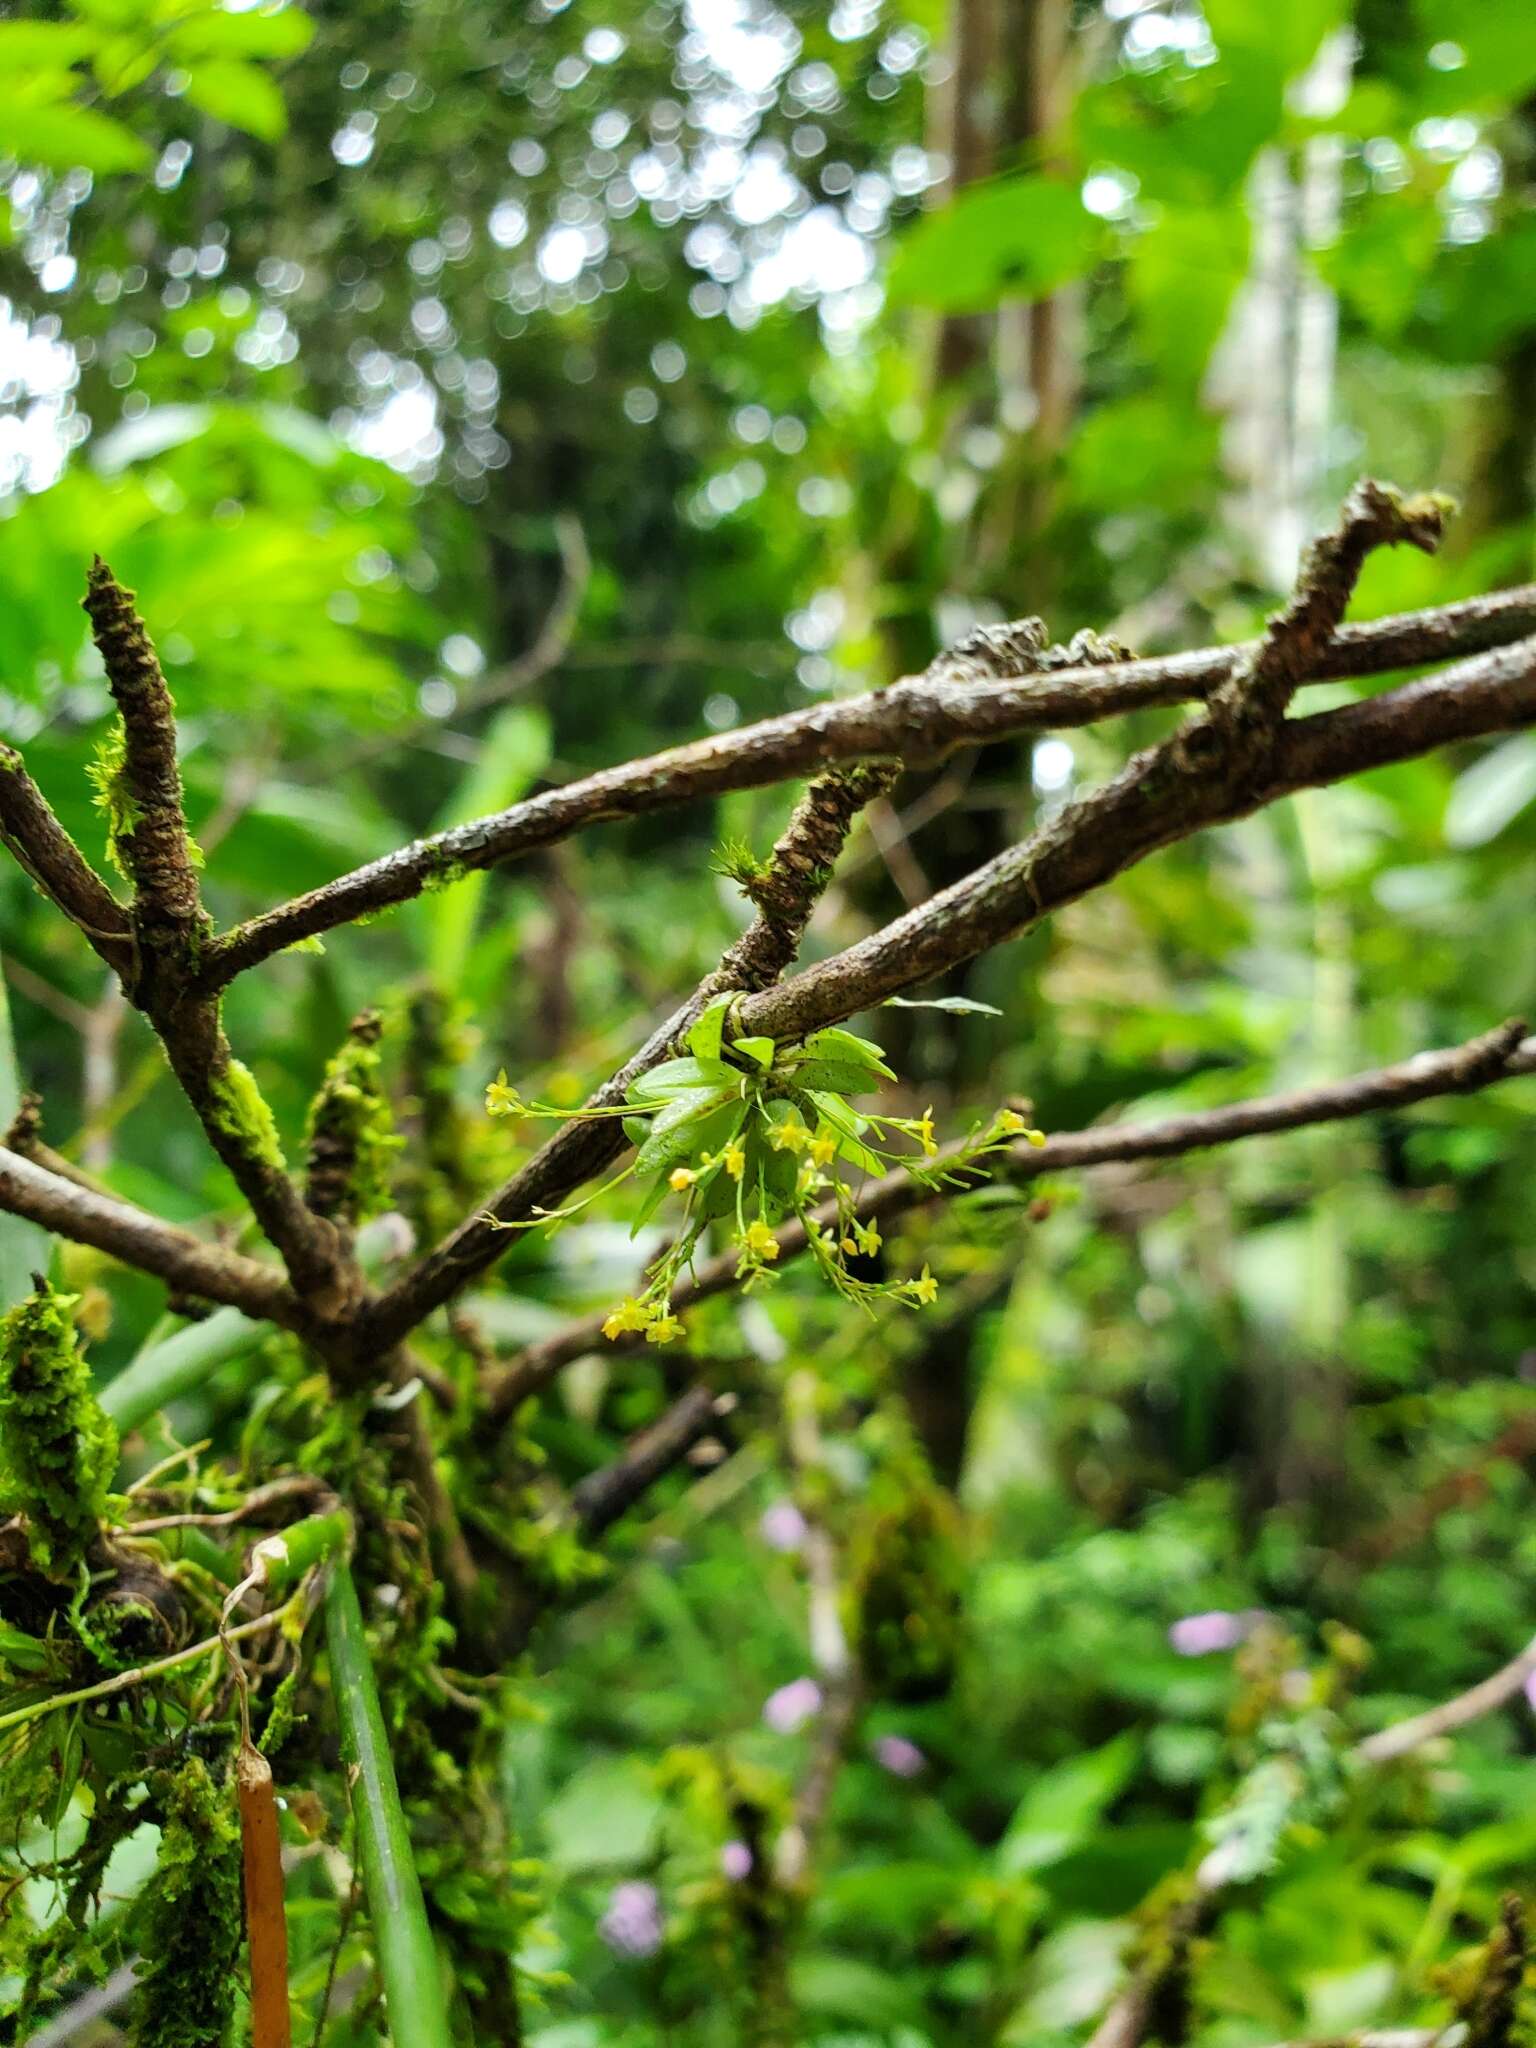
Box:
768 1116 810 1154
840 1236 859 1256
906 1264 939 1306
914 1108 938 1158
1025 1127 1048 1149
855 1221 882 1257
722 1141 746 1181
669 1166 697 1192
741 1218 781 1262
646 1314 686 1345
601 1297 653 1341
809 1132 838 1166
485 1069 524 1118
995 1107 1027 1136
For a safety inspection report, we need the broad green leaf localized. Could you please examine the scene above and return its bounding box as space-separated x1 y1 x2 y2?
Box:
730 1033 775 1069
888 174 1100 313
540 1757 663 1872
787 1059 888 1095
2 101 151 173
996 1732 1141 1876
1444 736 1536 848
0 23 95 65
167 6 314 60
801 1027 896 1078
181 58 288 142
630 1056 733 1100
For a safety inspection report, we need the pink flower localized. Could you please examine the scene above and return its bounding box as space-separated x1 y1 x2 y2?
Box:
763 1676 823 1733
1169 1610 1249 1657
871 1735 926 1779
759 1500 808 1554
720 1840 754 1881
598 1881 664 1958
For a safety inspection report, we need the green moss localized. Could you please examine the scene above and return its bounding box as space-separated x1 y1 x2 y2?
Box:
84 721 140 883
131 1755 242 2048
207 1058 287 1174
305 1011 402 1223
0 1282 117 1579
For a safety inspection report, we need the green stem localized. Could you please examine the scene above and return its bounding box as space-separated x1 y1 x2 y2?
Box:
323 1565 452 2048
0 1605 289 1734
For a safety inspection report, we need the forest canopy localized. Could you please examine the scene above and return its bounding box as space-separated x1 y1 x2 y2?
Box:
0 2 1535 2045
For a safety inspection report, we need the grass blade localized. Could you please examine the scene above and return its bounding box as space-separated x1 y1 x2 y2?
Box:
323 1564 452 2048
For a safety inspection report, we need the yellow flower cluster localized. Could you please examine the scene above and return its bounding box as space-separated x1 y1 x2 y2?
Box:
600 1296 685 1345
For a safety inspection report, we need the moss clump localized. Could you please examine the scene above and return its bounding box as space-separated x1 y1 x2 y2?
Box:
0 1281 117 1579
207 1058 287 1173
305 1009 402 1223
84 721 140 883
131 1755 243 2048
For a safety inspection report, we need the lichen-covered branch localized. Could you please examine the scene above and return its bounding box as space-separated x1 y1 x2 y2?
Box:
196 580 1536 989
483 1022 1535 1414
81 559 209 976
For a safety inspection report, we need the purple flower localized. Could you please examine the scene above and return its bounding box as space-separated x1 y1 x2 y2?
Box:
598 1880 664 1959
871 1734 927 1779
720 1840 754 1881
1169 1610 1249 1657
759 1500 808 1554
763 1676 822 1734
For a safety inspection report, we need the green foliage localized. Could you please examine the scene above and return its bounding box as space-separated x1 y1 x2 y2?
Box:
131 1756 243 2048
0 1282 116 1578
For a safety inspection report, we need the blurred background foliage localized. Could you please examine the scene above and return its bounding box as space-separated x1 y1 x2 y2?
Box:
2 0 1535 2041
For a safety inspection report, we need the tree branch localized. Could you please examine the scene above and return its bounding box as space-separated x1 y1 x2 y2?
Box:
195 583 1536 990
571 1384 738 1537
1353 1633 1536 1764
483 1022 1534 1415
0 1144 304 1327
0 747 135 979
376 624 1536 1353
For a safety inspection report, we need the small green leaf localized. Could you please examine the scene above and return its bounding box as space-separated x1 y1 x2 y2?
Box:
884 995 1003 1017
630 1055 733 1101
0 1621 51 1674
730 1034 776 1070
687 994 735 1063
997 1733 1141 1877
801 1027 896 1078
